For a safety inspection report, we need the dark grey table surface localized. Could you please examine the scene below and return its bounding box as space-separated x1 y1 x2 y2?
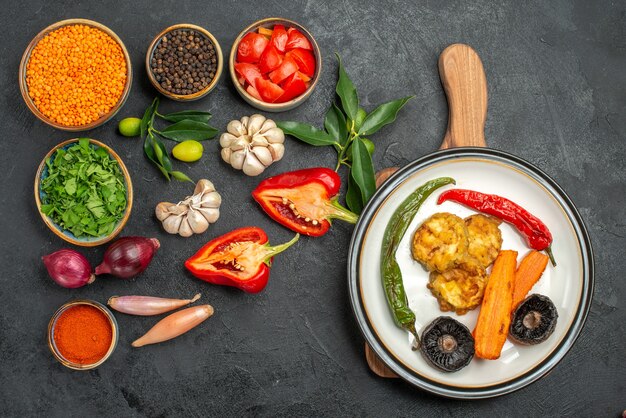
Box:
1 0 623 416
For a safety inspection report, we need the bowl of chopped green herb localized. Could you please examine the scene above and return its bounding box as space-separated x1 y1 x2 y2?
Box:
35 138 133 247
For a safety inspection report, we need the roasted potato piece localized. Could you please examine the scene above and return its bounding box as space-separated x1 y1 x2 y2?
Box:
427 259 487 315
465 214 503 268
412 213 469 272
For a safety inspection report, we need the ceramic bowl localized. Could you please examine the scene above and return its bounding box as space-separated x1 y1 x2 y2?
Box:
229 17 322 112
34 138 133 247
47 300 119 370
146 24 223 101
19 18 132 131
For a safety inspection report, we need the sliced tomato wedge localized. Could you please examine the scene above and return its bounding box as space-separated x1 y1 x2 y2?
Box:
270 25 288 53
276 72 307 103
237 32 269 64
258 44 283 73
269 57 299 84
255 78 285 103
286 48 316 77
286 28 312 50
246 84 263 101
234 62 263 86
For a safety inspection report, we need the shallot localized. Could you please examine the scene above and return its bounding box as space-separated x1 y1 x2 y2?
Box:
132 305 214 348
42 249 95 288
95 237 160 279
108 294 201 316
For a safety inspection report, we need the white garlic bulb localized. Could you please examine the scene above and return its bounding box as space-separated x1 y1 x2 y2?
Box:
155 179 221 237
220 114 285 176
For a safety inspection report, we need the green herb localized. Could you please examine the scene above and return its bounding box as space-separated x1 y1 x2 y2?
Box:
40 138 127 238
277 54 413 214
139 98 218 182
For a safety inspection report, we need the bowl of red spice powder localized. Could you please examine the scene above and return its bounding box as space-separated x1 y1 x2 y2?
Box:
47 300 118 370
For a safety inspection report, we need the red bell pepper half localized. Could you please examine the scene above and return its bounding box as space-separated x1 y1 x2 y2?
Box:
185 227 299 293
252 167 359 237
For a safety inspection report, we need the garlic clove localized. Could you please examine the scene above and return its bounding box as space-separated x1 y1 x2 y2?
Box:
250 134 269 147
268 143 285 161
221 147 232 163
178 218 193 237
220 132 239 148
155 202 174 221
227 120 246 137
198 207 220 223
263 127 285 144
259 118 277 133
163 214 184 234
252 146 274 167
200 191 222 208
247 114 266 135
187 209 210 234
231 137 250 152
240 116 250 130
230 149 246 170
167 204 188 216
242 153 266 176
194 179 215 195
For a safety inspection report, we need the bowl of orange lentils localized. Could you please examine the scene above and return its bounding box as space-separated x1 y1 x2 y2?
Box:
19 19 132 131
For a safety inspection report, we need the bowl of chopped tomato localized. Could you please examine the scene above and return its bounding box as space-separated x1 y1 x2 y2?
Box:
229 18 321 111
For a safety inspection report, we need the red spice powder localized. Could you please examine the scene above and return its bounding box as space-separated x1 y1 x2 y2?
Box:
53 304 113 365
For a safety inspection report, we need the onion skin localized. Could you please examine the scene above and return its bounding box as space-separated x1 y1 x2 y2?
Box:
95 237 160 279
42 249 95 288
108 294 201 316
132 305 214 347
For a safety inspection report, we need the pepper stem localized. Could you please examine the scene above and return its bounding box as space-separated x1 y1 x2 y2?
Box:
545 246 557 267
329 198 359 224
407 324 420 350
264 234 300 264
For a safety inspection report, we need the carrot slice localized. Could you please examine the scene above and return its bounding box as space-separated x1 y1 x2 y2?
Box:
511 250 549 310
473 250 517 360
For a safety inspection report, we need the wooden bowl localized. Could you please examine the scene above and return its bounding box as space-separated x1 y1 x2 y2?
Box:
229 18 322 112
19 19 132 131
146 24 223 101
34 138 133 247
48 300 119 370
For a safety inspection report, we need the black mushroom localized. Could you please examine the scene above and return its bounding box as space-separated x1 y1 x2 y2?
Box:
420 316 475 372
509 294 558 345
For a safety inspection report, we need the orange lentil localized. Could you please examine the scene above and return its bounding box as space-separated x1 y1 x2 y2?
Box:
26 24 127 127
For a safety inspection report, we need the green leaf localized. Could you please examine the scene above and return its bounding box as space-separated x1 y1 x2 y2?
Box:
335 53 359 122
345 175 364 214
277 121 338 146
158 120 218 142
350 137 377 206
140 97 159 138
159 110 212 123
64 178 77 195
358 96 413 135
171 170 194 182
324 103 349 145
354 108 367 132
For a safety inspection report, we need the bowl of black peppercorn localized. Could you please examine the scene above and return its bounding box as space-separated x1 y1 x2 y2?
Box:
146 24 223 101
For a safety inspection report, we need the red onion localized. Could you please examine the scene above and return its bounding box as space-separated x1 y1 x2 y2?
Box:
95 237 160 279
42 249 95 288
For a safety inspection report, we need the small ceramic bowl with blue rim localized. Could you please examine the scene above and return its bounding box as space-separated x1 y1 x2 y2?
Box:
34 138 133 247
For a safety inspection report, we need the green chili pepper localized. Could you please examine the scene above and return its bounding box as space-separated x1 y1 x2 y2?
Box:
380 177 456 349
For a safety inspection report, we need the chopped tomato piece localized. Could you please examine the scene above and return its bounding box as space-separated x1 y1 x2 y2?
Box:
270 25 288 53
237 32 269 64
286 28 312 50
258 27 273 38
269 57 299 84
276 72 308 103
258 44 283 73
255 78 285 103
234 62 263 86
286 48 316 77
297 71 311 82
246 84 263 101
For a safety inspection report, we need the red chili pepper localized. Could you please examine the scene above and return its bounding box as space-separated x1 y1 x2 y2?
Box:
252 167 358 237
184 227 299 293
437 189 556 265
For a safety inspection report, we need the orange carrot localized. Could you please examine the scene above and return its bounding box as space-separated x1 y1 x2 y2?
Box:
512 250 549 310
474 250 517 360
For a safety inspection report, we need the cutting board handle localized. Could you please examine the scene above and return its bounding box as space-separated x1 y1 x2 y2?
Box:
438 43 488 149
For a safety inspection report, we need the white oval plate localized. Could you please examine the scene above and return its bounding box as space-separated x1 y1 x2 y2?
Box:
347 148 594 398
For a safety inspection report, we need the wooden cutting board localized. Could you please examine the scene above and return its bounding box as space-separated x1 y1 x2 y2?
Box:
367 43 488 378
